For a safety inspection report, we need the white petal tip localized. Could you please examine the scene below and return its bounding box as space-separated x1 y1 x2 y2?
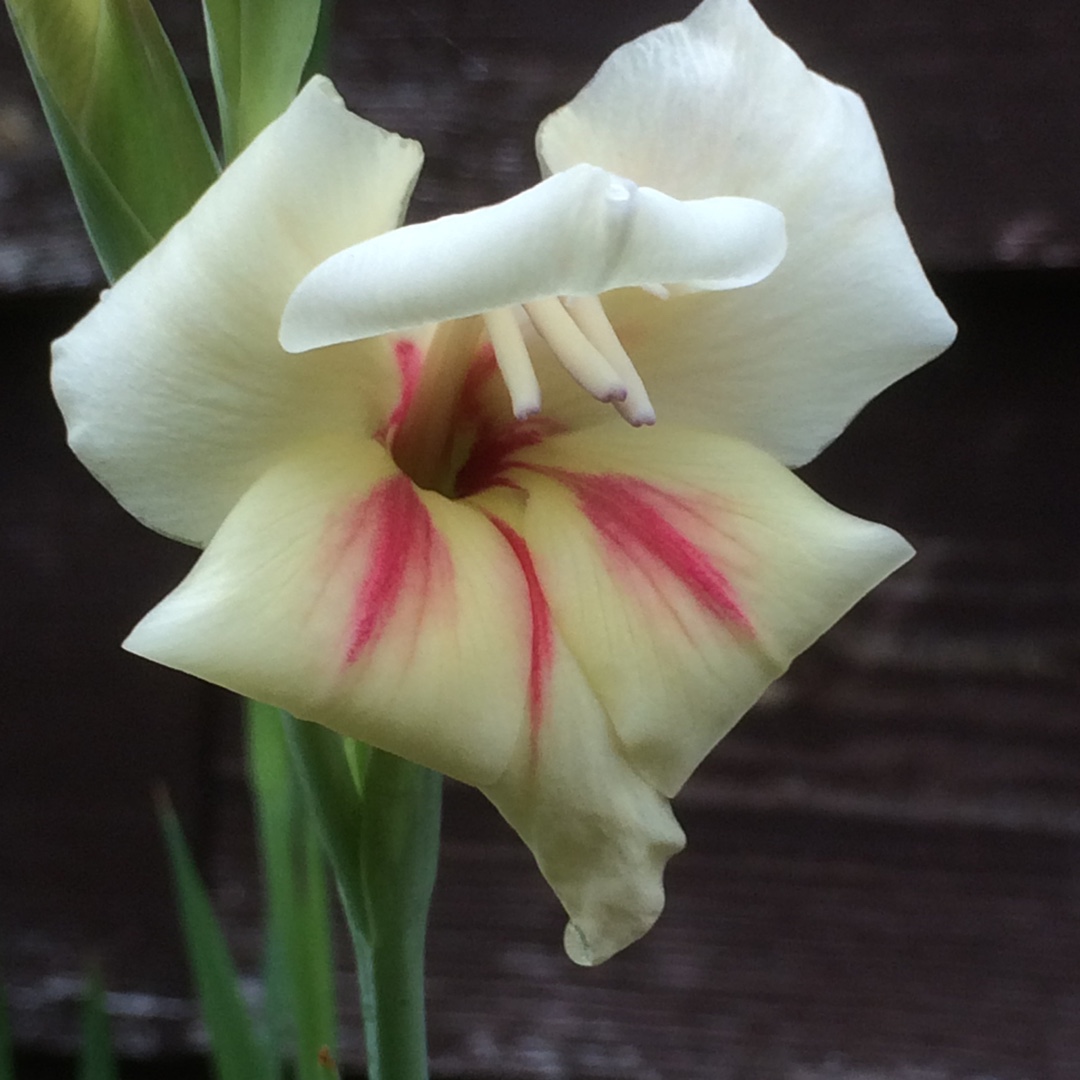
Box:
121 614 164 664
563 923 602 967
278 294 328 354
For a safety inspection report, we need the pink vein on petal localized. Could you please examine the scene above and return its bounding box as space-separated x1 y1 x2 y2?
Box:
544 469 753 633
376 338 424 442
484 513 554 756
455 416 565 498
341 474 443 665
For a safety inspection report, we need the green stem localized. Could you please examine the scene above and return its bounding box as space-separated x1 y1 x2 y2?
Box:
353 753 441 1080
280 714 441 1080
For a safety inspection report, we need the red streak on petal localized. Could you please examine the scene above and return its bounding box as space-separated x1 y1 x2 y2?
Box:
546 469 752 633
457 342 499 421
455 416 565 498
485 513 554 758
375 338 424 442
341 474 443 665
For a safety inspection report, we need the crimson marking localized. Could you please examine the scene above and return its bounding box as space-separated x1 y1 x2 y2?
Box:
457 342 499 421
544 469 751 632
454 416 565 497
375 338 424 443
342 474 442 664
485 513 554 756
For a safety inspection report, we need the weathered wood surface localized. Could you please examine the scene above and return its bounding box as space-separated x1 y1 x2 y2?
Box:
1 0 1078 288
1 0 1079 1076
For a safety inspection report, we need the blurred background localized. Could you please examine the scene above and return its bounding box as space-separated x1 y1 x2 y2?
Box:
1 1 1078 1077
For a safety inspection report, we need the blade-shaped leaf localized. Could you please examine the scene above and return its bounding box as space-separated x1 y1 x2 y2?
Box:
158 794 268 1080
202 0 323 160
248 701 337 1080
77 968 119 1080
5 0 219 280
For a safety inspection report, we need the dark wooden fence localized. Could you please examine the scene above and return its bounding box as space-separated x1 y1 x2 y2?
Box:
2 1 1078 1077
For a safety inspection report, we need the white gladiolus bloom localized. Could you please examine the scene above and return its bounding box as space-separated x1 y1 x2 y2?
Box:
52 0 954 965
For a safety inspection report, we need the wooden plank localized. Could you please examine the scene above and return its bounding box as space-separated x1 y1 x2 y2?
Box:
0 294 229 1056
199 772 1080 1079
1 0 1077 289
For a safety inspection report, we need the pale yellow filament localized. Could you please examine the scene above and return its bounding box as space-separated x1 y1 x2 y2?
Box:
483 308 542 419
562 296 656 426
523 297 627 404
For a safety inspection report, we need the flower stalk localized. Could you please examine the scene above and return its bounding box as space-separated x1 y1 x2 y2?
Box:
280 715 441 1080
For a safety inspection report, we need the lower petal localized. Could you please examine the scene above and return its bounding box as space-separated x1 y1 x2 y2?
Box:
124 432 690 965
124 436 530 786
482 630 686 968
507 423 913 797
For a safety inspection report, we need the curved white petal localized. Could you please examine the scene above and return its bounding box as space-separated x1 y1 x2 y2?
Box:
504 422 912 797
536 0 955 464
52 77 423 545
279 163 785 352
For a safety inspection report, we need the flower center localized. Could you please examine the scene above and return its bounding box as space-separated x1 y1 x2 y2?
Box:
386 293 651 497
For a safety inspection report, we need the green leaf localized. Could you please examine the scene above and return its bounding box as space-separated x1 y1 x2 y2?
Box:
4 0 219 280
202 0 323 160
300 0 337 85
77 968 119 1080
247 701 337 1080
158 793 269 1080
0 976 14 1080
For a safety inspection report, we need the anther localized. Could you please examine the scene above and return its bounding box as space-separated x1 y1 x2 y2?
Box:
562 296 656 426
523 298 628 404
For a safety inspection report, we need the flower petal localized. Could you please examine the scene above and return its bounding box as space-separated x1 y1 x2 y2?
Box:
52 77 423 545
124 434 685 965
124 436 529 784
279 163 785 351
459 496 687 966
504 422 913 797
536 0 955 464
479 624 686 968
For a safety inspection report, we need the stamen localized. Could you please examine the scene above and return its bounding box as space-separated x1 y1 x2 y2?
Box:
562 296 656 426
523 297 627 404
483 308 542 419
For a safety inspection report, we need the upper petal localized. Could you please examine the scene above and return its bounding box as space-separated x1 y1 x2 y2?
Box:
536 0 955 464
279 163 785 352
52 77 423 545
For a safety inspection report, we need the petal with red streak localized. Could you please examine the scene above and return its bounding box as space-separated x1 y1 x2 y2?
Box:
504 423 913 796
124 436 529 787
123 425 692 967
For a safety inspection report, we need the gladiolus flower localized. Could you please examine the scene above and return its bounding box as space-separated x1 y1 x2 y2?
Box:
52 0 954 964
